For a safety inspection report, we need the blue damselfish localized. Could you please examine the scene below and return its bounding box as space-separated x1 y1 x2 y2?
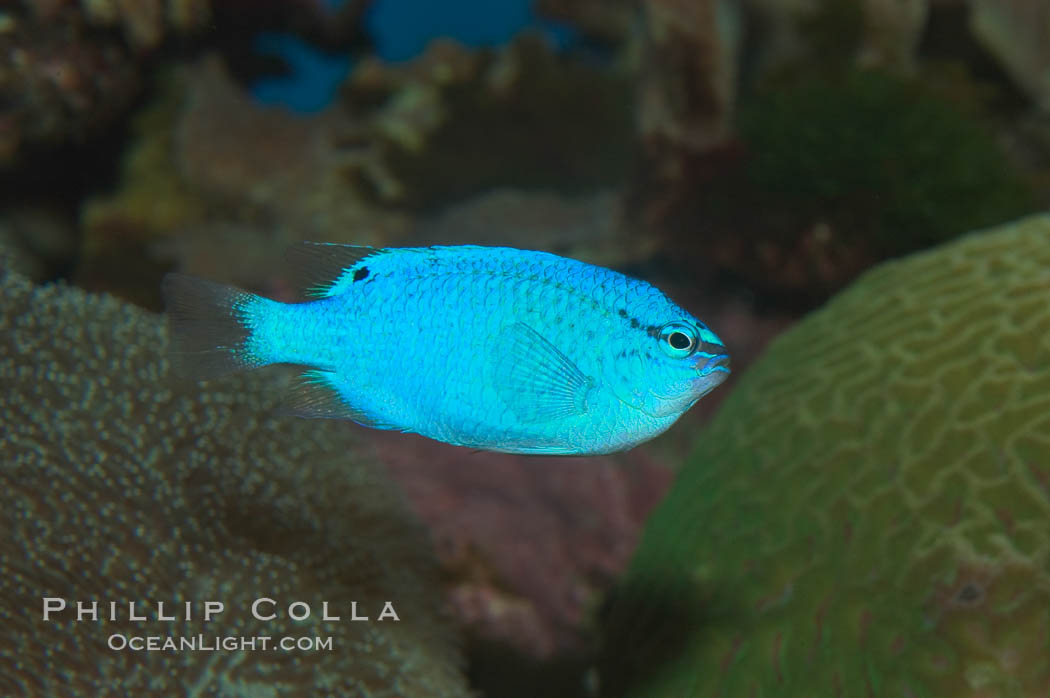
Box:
162 244 730 455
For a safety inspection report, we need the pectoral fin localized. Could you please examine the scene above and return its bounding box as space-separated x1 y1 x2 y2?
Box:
493 322 594 423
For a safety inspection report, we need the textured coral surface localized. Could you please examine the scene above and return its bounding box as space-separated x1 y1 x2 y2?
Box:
605 214 1050 697
0 265 468 697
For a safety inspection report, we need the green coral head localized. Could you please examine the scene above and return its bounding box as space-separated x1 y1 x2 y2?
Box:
603 214 1050 697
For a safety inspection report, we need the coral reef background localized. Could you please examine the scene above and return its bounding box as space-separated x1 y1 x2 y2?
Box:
603 214 1050 697
0 261 469 697
2 0 1049 695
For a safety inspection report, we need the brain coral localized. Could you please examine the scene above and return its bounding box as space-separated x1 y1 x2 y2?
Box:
0 264 468 697
604 214 1050 697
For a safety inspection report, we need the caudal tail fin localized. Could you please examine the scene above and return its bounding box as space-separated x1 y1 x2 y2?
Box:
161 273 272 380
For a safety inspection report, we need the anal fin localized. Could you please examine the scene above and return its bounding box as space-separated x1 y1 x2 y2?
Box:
277 370 397 430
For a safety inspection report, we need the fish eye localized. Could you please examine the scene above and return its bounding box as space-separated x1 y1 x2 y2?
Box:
658 322 698 357
668 331 692 350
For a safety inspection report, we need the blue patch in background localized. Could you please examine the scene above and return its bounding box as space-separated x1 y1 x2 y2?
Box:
250 33 353 113
250 0 576 112
368 0 529 60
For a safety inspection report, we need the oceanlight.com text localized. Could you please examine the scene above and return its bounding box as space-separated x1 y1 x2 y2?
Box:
107 634 334 652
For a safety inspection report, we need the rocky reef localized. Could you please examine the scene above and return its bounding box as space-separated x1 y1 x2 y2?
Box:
76 55 409 308
633 0 1047 305
603 214 1050 697
0 0 211 165
77 34 641 308
374 432 672 662
691 67 1035 300
0 0 375 166
343 34 636 210
965 0 1050 111
0 262 469 696
533 0 637 44
5 1 1049 695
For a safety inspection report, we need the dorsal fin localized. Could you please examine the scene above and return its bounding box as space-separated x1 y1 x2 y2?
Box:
285 242 379 300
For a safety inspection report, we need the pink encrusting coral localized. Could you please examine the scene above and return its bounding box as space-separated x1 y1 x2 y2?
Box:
374 432 673 658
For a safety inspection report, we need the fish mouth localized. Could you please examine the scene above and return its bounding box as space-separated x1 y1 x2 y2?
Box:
689 352 729 401
696 352 730 376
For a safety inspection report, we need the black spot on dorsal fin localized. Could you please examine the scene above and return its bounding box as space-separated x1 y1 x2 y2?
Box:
285 242 378 300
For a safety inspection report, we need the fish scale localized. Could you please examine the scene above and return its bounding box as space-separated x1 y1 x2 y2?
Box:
163 244 730 455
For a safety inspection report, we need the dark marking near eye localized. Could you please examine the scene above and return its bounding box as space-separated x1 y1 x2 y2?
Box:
353 267 369 282
630 319 641 329
618 309 629 318
646 325 661 338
